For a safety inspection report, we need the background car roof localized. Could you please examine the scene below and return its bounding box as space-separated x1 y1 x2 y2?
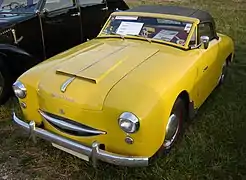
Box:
126 5 214 24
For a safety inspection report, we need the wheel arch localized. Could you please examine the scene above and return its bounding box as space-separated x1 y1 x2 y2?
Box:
160 90 192 141
226 53 233 64
154 89 193 157
167 89 195 123
177 90 196 120
177 91 190 111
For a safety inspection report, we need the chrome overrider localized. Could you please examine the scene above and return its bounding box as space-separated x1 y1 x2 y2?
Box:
12 112 149 167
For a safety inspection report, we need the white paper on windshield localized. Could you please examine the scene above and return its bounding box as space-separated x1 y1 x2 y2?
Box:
153 30 179 41
116 22 144 35
115 16 138 20
157 19 181 25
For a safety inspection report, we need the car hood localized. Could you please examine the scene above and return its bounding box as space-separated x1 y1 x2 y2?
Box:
36 40 160 111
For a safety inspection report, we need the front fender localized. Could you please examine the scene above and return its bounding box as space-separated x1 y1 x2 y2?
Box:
217 33 235 61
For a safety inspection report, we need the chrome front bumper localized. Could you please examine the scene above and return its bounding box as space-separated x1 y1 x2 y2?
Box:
12 112 148 167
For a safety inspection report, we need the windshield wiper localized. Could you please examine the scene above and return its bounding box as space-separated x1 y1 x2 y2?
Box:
102 32 152 43
131 34 152 43
109 32 125 40
111 32 152 43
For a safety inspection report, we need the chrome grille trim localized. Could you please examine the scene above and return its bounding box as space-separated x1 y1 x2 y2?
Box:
13 112 149 167
38 110 106 136
0 28 12 36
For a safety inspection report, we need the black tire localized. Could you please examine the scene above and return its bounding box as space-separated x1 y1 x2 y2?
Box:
0 59 12 105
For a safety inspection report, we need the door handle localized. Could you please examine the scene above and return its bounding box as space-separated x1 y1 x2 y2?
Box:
203 66 208 72
101 6 108 11
71 12 80 17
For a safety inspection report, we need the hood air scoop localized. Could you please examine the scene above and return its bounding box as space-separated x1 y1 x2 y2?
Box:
56 44 129 93
38 41 159 111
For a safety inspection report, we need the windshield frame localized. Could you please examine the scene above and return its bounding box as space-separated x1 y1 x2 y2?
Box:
98 11 200 50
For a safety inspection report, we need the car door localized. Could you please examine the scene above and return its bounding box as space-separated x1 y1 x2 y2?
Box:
41 0 83 58
194 22 219 107
77 0 111 40
78 0 129 40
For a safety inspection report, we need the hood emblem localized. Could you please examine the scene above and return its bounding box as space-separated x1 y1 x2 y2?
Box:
59 109 65 115
51 93 74 102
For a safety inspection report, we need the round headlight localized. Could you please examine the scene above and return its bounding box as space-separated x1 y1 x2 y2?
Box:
118 112 139 133
12 81 26 99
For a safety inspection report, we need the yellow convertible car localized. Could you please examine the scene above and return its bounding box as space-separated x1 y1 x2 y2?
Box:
12 5 234 167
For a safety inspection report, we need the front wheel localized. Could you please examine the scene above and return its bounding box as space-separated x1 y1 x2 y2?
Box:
163 98 187 151
218 60 229 85
149 98 188 163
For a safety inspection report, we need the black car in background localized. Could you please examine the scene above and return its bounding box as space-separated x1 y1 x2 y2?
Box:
0 0 129 104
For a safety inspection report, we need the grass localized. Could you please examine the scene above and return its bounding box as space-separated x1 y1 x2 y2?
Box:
1 0 246 179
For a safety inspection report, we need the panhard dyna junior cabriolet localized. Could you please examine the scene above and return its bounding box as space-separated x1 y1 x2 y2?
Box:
12 5 234 167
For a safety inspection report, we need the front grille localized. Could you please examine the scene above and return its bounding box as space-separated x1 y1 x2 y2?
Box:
39 110 106 137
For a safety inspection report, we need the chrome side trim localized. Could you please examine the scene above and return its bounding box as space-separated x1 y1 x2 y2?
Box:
0 28 12 36
12 112 149 167
11 29 23 44
36 10 46 59
38 110 106 136
11 29 17 43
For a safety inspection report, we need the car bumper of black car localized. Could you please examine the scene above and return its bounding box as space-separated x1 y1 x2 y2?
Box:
12 112 149 167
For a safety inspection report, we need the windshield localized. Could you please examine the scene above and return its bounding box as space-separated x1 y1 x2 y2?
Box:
101 15 194 46
0 0 40 13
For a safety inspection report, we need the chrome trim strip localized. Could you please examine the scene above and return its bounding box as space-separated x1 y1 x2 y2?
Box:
38 110 106 135
36 10 46 59
60 76 76 93
12 112 148 167
0 28 12 36
11 29 17 44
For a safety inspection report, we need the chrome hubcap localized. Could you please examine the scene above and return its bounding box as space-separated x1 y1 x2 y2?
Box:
220 74 225 82
164 114 180 149
219 62 227 84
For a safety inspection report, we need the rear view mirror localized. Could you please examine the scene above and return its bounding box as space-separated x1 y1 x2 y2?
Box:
200 36 209 49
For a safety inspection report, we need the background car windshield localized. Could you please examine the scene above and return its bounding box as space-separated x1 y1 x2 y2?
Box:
0 0 40 13
102 15 194 46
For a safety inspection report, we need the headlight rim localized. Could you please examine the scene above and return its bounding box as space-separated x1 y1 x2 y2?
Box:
13 81 27 99
118 112 140 134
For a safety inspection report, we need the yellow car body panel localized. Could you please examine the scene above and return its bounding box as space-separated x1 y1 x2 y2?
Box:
15 11 234 158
